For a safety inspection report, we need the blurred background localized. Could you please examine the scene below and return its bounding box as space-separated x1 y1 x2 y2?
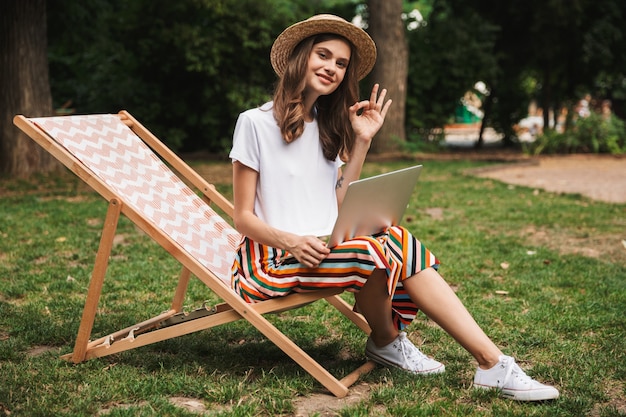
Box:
2 0 625 176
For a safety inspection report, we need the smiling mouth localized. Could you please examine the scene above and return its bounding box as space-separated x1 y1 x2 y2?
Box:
317 74 333 84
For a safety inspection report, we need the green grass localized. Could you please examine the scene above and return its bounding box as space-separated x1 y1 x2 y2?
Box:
1 160 625 416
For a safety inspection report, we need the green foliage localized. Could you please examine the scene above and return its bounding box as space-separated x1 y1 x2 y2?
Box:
503 0 626 138
528 112 626 155
45 0 626 154
404 0 626 147
405 0 499 136
47 0 357 153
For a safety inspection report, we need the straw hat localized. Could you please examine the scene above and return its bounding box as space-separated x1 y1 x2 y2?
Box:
270 14 377 81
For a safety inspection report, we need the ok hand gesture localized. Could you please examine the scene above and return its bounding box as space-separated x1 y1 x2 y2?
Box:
348 84 393 144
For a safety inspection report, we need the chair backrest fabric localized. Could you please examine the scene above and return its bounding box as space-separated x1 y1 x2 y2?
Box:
32 114 241 284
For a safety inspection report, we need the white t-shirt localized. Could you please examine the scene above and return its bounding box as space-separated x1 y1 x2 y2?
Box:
229 102 343 236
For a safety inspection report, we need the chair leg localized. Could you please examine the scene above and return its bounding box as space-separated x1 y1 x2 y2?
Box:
71 199 122 363
171 267 192 312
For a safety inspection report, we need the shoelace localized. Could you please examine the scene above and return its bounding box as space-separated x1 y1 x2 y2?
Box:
396 333 428 370
499 356 532 388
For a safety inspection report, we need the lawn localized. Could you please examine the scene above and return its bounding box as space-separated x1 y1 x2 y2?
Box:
1 159 625 416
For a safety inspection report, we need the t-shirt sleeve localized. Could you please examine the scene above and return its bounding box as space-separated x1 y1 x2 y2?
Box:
229 112 260 172
335 155 344 171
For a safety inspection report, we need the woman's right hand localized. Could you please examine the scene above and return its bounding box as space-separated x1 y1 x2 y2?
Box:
286 235 330 268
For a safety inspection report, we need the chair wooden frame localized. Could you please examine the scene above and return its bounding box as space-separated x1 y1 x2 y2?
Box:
13 111 375 398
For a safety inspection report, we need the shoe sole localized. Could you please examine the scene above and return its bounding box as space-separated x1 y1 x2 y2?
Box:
365 349 446 375
474 385 560 401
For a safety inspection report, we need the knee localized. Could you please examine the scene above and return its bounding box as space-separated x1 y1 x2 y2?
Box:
388 225 417 241
389 225 409 234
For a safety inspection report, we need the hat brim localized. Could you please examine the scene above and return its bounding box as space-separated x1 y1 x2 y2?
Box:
270 14 377 81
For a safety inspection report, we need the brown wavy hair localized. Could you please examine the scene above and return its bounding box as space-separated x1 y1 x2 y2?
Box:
272 34 360 161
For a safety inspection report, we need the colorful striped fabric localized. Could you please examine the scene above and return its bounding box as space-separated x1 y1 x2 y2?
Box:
231 225 439 330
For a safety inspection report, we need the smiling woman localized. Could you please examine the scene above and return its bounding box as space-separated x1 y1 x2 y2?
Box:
303 38 352 106
226 14 560 402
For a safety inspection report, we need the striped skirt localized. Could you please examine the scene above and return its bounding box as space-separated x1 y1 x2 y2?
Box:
231 225 439 330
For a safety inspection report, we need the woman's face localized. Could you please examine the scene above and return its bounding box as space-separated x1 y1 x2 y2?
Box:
304 38 351 99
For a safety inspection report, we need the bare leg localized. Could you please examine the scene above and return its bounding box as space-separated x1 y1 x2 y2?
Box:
354 269 398 347
403 267 503 369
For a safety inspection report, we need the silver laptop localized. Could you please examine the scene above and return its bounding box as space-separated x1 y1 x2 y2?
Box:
326 165 422 248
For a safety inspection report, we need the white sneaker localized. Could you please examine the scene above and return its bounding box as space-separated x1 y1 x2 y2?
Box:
473 355 559 401
365 332 445 375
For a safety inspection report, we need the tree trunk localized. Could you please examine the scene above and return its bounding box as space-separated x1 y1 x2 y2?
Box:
541 66 552 133
0 0 59 177
367 0 407 154
475 93 493 149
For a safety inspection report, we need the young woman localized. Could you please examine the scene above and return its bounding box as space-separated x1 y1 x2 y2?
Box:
229 14 559 402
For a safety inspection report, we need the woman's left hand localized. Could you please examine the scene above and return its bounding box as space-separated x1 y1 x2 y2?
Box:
349 83 393 144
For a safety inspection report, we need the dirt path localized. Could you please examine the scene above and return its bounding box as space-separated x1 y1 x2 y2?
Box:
471 154 626 204
193 153 625 204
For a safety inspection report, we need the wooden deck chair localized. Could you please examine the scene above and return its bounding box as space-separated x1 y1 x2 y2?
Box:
13 111 375 398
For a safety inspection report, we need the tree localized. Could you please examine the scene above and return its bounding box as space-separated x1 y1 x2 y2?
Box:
405 0 498 145
0 0 59 177
42 0 413 155
45 0 364 155
367 0 408 153
453 0 626 142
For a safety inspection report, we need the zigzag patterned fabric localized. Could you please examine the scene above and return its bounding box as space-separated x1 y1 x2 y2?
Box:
32 114 241 284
